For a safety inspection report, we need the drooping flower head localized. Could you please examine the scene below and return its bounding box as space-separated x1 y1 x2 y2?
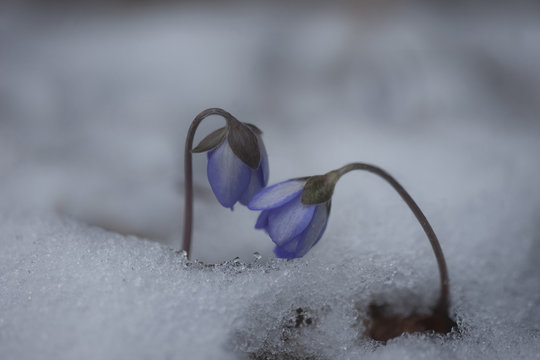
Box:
247 162 450 322
192 120 269 209
249 162 451 329
248 172 338 258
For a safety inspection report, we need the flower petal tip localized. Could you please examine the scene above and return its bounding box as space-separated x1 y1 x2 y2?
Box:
248 180 305 210
207 142 251 208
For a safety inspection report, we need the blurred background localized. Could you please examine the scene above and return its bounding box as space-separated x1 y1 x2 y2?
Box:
1 0 539 262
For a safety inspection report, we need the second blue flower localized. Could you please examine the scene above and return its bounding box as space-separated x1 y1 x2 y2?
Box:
248 179 330 258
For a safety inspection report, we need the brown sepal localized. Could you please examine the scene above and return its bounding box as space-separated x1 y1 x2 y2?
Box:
244 123 263 135
192 127 227 153
301 174 338 205
227 122 261 169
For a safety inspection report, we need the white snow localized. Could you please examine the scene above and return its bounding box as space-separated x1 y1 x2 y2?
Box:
1 2 540 359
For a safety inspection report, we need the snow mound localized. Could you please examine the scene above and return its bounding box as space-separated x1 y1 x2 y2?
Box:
1 204 539 359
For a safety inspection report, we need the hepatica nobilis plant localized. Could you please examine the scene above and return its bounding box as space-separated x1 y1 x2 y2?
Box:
182 108 268 255
182 108 452 336
248 163 450 318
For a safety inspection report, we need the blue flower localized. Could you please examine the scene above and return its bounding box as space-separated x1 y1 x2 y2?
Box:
193 123 269 209
248 179 330 258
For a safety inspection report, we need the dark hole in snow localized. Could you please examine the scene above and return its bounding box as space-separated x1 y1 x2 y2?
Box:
363 303 457 342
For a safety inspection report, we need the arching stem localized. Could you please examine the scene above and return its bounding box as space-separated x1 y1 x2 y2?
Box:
336 163 450 316
182 108 238 258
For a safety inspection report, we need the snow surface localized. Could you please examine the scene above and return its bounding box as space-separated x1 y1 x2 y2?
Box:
1 2 540 359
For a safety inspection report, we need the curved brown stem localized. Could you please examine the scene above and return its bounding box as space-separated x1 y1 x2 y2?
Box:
182 108 238 258
336 163 450 316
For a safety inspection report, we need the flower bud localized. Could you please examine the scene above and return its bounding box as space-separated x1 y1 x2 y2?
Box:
192 120 268 209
